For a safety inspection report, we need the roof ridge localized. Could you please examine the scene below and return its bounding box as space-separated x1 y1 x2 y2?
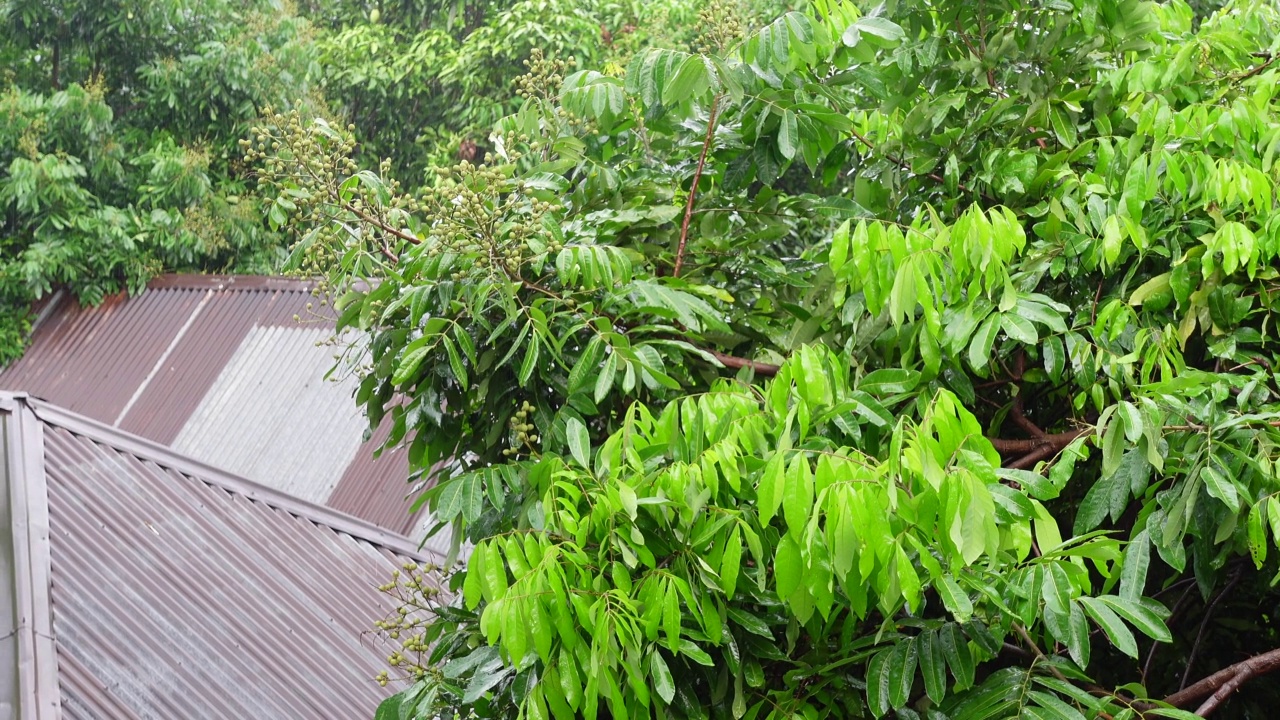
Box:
3 392 439 563
146 273 320 292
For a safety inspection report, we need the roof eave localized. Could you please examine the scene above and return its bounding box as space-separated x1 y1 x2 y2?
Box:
21 395 437 562
0 392 61 719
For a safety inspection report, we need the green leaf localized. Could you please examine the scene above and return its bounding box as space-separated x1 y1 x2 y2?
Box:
1078 596 1139 657
721 526 743 596
968 312 1001 372
920 630 947 703
888 638 918 709
757 453 786 526
775 534 803 599
1001 314 1038 344
938 577 973 623
662 54 711 105
940 624 975 690
393 345 429 386
566 417 591 468
1097 595 1171 642
442 334 468 391
866 647 892 718
650 651 676 704
595 352 617 403
518 338 540 386
1066 601 1091 668
778 109 799 160
1119 529 1150 602
678 639 714 666
1201 466 1239 511
374 691 404 720
844 16 905 46
460 471 484 523
860 368 921 395
1248 502 1268 567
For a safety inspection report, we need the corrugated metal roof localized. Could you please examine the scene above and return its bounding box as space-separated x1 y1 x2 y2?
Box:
0 393 438 718
0 275 427 537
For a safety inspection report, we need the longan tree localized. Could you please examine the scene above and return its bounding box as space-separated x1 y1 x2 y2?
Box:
255 0 1280 718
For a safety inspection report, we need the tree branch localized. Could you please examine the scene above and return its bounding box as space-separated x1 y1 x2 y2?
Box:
990 428 1089 470
674 95 721 278
1160 648 1280 715
1180 567 1243 690
712 351 780 377
989 429 1088 456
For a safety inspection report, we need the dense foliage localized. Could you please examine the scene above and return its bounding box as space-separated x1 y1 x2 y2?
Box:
0 0 324 358
253 0 1280 717
0 0 689 362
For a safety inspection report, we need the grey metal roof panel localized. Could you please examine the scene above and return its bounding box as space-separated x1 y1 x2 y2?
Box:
0 275 425 536
0 393 435 719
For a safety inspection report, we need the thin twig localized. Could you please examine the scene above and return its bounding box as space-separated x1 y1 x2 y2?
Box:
1181 567 1244 690
1233 51 1277 83
1011 622 1070 683
674 94 721 278
1144 580 1198 685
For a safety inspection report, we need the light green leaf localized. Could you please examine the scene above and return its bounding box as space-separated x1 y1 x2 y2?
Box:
968 312 1001 372
783 456 814 536
775 534 803 599
566 417 591 468
859 368 921 395
778 109 799 160
757 453 786 525
721 526 743 596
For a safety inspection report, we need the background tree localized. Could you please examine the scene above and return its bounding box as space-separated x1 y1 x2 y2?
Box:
0 0 324 360
0 0 700 363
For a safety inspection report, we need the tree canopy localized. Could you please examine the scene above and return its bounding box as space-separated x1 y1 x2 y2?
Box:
252 0 1280 717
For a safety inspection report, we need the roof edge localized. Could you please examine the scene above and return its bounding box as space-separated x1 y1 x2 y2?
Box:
147 273 320 292
1 393 61 719
10 393 438 563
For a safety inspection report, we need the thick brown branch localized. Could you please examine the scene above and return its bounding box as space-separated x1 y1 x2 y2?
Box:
712 352 779 377
1161 648 1280 715
674 95 721 278
989 429 1088 455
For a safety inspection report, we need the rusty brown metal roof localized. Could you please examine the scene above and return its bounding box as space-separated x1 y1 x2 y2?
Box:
0 392 436 718
0 275 430 539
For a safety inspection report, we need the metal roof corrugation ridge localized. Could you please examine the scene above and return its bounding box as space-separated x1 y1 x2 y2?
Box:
169 324 366 504
327 418 422 534
43 427 405 718
118 286 267 442
56 652 143 720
